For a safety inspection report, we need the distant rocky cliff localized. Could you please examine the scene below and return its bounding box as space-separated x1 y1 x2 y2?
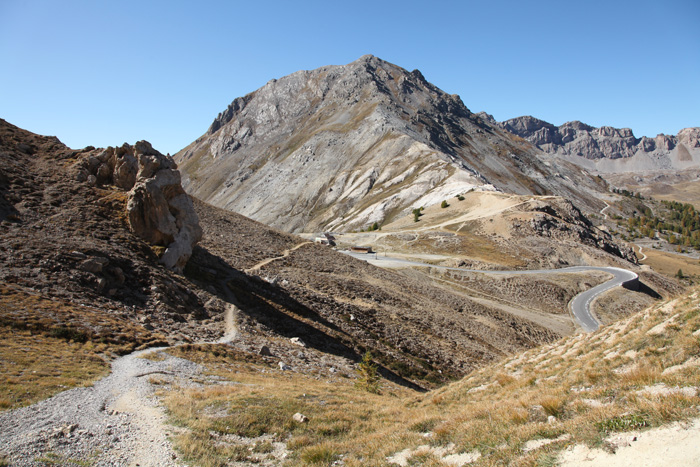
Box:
483 114 700 173
175 55 608 233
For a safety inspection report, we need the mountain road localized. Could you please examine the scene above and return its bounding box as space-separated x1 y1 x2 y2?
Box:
342 251 638 332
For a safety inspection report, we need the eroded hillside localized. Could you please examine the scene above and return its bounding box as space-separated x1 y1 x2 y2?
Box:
0 119 695 466
175 55 609 232
0 119 600 403
189 199 564 386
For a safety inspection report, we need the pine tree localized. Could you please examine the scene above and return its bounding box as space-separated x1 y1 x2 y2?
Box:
355 351 381 394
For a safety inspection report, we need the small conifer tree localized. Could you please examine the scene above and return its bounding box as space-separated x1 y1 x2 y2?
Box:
413 208 422 222
355 351 381 394
441 200 449 208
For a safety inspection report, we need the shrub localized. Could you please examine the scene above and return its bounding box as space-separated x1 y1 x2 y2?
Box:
441 200 449 208
596 414 648 433
413 208 422 222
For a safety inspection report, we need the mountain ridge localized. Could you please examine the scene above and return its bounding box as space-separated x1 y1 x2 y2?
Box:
483 113 700 173
175 55 608 233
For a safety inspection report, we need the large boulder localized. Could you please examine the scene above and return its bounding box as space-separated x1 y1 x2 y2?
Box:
77 141 203 273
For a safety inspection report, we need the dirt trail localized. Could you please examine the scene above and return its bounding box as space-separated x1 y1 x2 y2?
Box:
245 241 312 272
0 269 246 465
0 347 202 466
217 302 240 343
637 245 648 261
560 418 700 466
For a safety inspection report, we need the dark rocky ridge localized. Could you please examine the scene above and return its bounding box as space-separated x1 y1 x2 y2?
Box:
0 119 215 343
176 55 609 233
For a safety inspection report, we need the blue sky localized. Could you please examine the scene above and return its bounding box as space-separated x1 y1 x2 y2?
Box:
1 0 698 155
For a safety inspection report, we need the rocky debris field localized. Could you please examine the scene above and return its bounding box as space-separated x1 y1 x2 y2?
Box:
192 200 562 388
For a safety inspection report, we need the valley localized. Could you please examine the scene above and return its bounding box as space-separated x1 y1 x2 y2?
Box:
1 54 699 467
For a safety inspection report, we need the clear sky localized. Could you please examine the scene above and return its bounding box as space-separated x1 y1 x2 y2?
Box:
1 0 698 155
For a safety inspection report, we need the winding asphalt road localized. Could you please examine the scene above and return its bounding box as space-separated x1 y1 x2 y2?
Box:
342 251 638 332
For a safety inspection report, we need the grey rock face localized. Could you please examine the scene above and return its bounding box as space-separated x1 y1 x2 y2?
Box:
499 116 700 173
175 55 607 232
523 198 637 264
76 142 203 273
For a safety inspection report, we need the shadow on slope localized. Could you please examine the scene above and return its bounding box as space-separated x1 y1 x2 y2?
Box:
185 246 425 391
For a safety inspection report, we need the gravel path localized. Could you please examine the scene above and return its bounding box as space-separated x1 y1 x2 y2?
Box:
0 348 203 466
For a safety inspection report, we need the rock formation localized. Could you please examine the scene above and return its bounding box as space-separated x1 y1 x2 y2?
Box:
76 141 202 272
489 114 700 173
175 55 608 233
519 198 637 264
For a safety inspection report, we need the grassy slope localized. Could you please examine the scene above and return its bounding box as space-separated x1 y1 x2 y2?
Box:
162 287 700 466
0 285 168 411
634 245 700 279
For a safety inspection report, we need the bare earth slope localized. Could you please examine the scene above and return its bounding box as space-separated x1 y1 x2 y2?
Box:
0 119 568 392
175 55 609 233
190 198 562 386
0 119 224 346
338 191 638 269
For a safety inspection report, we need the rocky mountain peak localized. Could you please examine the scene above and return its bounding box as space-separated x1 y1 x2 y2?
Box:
175 57 607 233
501 115 556 135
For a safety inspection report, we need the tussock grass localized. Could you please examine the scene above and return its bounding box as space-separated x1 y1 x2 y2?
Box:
299 443 339 465
0 285 167 356
0 285 168 410
162 288 700 466
0 327 108 411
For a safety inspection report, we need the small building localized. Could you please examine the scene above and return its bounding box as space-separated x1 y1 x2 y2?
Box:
350 246 373 253
314 232 337 246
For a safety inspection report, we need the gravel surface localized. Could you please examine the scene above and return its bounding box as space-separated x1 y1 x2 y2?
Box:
0 348 202 466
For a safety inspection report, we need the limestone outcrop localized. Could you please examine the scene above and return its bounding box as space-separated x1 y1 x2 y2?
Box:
494 115 700 173
76 141 202 272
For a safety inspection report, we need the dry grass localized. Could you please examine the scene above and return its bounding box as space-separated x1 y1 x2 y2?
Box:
0 327 108 411
635 245 700 279
161 288 700 466
591 285 657 325
0 284 168 356
0 284 168 411
375 228 527 269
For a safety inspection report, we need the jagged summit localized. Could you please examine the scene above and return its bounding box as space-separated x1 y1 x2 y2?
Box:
175 56 606 233
497 115 700 173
